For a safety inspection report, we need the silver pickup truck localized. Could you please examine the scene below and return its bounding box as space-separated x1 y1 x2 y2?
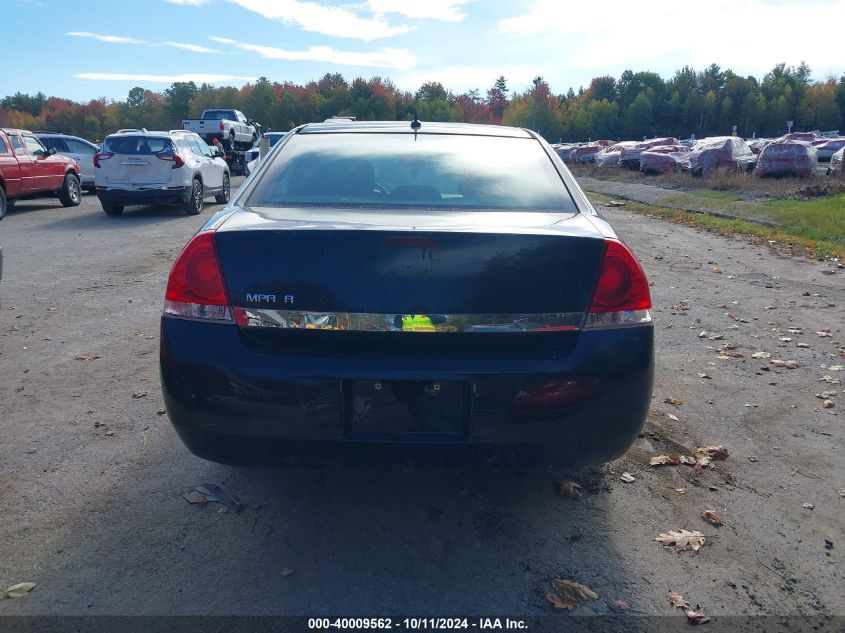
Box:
181 109 257 150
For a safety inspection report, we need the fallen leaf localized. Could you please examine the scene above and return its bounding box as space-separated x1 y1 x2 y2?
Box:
555 480 582 499
75 354 100 361
15 386 24 393
751 351 772 359
819 376 840 384
156 409 166 415
803 503 814 510
552 579 599 602
686 607 710 625
5 582 36 598
823 400 835 409
655 529 705 552
609 600 631 613
700 510 725 526
697 372 711 379
693 446 729 466
619 472 636 483
650 455 682 466
546 593 578 610
816 331 832 338
566 531 583 541
664 397 684 406
828 365 844 371
280 568 294 578
771 359 798 369
712 267 722 274
815 391 836 399
667 591 689 609
839 489 845 498
667 413 680 422
674 487 686 494
132 392 148 399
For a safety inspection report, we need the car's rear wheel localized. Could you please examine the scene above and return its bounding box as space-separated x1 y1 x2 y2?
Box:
215 173 230 204
184 179 203 215
101 200 124 215
0 187 7 220
58 173 81 207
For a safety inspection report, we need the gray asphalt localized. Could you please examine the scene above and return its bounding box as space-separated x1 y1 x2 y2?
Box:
0 179 843 620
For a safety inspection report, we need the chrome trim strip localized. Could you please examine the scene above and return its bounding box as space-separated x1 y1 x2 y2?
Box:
232 308 585 333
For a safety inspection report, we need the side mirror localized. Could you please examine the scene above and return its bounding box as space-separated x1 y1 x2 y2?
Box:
48 147 57 156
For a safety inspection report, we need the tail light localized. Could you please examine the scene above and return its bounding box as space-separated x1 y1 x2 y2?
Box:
93 152 113 168
156 153 185 169
164 232 233 322
220 122 225 131
585 239 652 329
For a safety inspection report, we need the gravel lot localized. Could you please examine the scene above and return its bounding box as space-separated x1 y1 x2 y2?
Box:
0 179 843 624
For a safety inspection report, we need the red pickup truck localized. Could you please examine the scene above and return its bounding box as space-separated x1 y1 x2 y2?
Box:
0 127 82 218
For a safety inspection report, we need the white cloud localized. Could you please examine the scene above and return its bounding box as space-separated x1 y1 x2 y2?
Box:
163 41 219 53
225 0 414 40
74 72 255 83
67 31 146 44
498 0 845 76
367 0 471 22
211 36 416 69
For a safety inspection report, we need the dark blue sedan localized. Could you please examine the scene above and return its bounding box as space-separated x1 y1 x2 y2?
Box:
160 121 654 470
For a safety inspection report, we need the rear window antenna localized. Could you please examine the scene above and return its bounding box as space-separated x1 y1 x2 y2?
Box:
411 107 421 140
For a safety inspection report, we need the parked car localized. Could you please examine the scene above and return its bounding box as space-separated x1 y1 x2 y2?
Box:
160 121 654 470
244 131 288 176
36 133 99 191
813 138 845 162
619 137 680 169
0 128 82 217
181 109 257 150
94 129 230 215
754 140 817 178
688 137 756 176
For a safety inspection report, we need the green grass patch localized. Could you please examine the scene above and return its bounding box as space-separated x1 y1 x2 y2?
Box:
586 191 845 259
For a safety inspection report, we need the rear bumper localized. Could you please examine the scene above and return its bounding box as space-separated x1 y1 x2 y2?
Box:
160 318 654 470
97 186 188 205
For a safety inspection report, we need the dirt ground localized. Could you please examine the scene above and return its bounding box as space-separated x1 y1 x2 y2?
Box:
0 180 843 625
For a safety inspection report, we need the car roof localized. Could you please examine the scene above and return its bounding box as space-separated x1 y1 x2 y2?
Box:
104 130 174 139
298 121 534 139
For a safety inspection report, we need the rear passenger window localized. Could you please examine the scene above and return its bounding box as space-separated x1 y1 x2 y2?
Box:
44 137 69 152
10 135 26 155
65 139 95 154
186 137 203 156
0 136 8 154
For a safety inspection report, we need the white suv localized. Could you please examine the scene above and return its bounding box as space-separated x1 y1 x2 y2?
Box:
94 130 230 216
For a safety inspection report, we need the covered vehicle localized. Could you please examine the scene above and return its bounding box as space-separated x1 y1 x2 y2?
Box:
688 136 756 176
639 145 691 174
160 121 654 470
619 137 680 168
754 140 817 177
570 140 614 163
595 141 637 167
825 147 843 179
812 138 845 162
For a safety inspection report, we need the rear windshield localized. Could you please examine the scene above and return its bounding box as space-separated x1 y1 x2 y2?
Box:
103 136 174 155
246 133 576 211
202 110 235 120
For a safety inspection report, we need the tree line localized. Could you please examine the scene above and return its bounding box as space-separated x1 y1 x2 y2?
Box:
2 63 843 143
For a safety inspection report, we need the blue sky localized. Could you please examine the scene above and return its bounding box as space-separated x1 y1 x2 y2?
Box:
5 0 845 102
